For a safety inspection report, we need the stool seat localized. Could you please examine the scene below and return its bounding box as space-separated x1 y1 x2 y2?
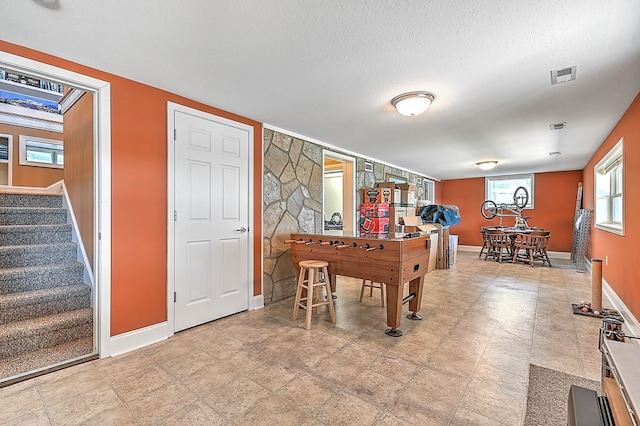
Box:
299 260 329 269
293 259 336 330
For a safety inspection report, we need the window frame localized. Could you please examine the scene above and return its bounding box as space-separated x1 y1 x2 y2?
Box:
594 138 624 235
485 173 534 209
19 135 64 169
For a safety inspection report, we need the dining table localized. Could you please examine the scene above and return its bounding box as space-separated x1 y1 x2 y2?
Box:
482 227 550 264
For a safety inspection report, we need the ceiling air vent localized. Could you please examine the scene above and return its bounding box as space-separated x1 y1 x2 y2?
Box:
551 65 577 85
550 122 567 130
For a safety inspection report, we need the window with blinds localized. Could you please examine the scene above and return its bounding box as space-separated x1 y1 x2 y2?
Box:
19 135 63 169
595 138 623 234
485 174 534 209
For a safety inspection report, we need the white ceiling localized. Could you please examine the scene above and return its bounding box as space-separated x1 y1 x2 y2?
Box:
2 0 640 180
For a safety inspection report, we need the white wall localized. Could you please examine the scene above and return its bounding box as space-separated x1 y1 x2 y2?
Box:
324 172 343 221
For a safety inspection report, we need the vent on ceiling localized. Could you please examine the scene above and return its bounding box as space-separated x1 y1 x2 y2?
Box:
549 151 562 156
551 65 577 85
550 122 567 130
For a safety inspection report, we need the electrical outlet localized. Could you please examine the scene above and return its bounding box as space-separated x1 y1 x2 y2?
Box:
605 255 609 265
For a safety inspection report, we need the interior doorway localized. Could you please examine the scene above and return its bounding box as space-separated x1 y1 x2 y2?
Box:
323 151 355 236
0 51 111 360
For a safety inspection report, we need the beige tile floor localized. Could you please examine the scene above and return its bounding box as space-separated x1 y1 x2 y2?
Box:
0 251 606 425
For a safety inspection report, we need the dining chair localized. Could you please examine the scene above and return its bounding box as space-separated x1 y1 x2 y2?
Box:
479 226 491 258
531 230 552 267
484 229 512 263
512 232 551 267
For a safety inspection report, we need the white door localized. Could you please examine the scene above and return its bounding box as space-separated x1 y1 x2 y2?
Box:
172 108 250 332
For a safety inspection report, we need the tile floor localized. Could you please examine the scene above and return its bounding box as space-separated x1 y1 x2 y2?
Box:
1 250 607 425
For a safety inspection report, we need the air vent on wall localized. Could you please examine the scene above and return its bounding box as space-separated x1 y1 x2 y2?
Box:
550 122 567 130
551 65 577 85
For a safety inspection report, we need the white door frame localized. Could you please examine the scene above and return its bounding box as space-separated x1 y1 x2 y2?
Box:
167 101 255 335
0 51 112 356
322 150 356 235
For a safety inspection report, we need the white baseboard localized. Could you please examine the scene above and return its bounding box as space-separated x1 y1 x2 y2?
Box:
108 297 263 358
586 260 640 343
547 251 570 260
108 321 170 357
251 294 264 310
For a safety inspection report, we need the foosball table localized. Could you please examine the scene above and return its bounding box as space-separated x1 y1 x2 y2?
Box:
288 233 431 336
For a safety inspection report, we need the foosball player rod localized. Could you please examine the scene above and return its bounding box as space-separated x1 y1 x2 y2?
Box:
366 244 384 252
319 240 332 245
284 239 303 244
336 242 357 249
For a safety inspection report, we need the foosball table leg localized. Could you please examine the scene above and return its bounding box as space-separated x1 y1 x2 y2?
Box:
385 327 403 337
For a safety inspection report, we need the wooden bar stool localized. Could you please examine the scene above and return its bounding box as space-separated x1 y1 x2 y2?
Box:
292 260 336 330
360 280 385 306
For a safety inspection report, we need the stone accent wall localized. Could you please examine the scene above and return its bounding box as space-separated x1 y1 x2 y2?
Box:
263 129 435 304
263 130 324 303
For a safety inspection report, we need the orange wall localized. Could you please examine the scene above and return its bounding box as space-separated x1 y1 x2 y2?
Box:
1 41 263 336
583 92 640 321
440 170 582 252
0 123 64 187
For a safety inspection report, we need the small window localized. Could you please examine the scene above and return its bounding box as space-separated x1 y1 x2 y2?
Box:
595 139 623 235
486 174 534 209
423 179 435 204
19 135 63 169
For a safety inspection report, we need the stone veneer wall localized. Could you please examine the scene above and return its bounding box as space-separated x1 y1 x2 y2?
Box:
263 129 435 304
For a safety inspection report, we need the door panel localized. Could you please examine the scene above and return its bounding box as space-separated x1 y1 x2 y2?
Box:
174 110 249 332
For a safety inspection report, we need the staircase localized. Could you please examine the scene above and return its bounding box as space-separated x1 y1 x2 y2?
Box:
0 191 95 386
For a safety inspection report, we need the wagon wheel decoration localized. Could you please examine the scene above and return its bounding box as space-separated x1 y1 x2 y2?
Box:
513 186 529 209
481 200 498 219
480 186 530 224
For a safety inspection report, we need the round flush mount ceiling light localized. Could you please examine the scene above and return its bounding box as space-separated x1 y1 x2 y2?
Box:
476 161 498 171
391 91 435 116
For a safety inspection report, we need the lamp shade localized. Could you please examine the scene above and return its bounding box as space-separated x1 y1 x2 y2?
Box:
476 161 498 171
391 91 435 116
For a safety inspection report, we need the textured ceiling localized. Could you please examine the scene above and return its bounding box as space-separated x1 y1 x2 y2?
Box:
2 0 640 180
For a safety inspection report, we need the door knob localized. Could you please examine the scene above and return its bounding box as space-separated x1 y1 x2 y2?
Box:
234 226 248 233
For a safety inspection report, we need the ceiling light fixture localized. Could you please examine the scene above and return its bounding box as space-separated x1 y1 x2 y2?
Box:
391 91 435 116
476 161 498 171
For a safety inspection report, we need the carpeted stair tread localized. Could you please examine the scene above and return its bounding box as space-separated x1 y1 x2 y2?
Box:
0 223 72 245
0 337 94 383
0 191 94 382
0 242 77 268
0 284 91 324
0 193 63 208
0 207 67 226
0 262 85 294
0 308 93 342
0 308 93 360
